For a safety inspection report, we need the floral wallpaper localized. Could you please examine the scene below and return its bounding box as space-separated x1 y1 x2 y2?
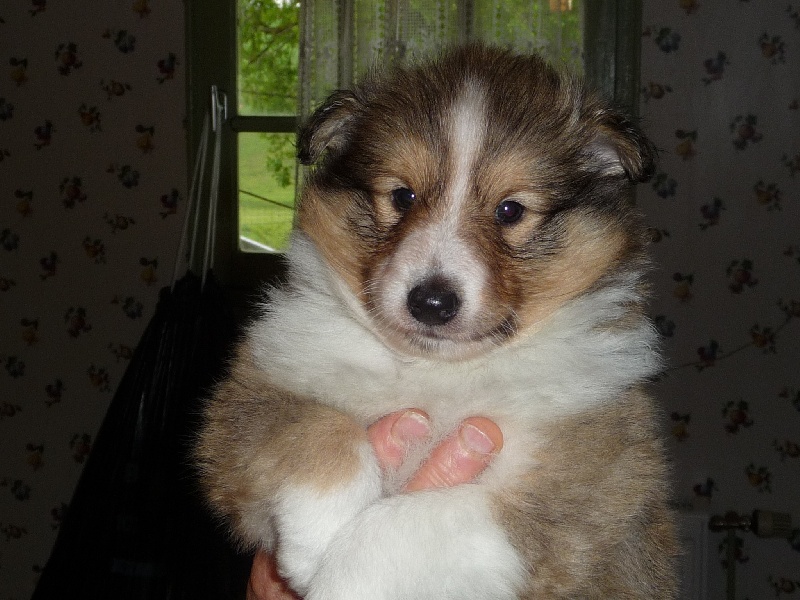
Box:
639 1 800 598
0 1 186 598
1 1 799 599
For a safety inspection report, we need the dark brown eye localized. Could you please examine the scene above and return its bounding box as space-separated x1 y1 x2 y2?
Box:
495 200 524 225
392 187 416 212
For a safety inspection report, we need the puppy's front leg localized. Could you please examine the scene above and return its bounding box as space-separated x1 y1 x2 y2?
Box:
196 349 382 595
306 486 526 600
271 433 381 593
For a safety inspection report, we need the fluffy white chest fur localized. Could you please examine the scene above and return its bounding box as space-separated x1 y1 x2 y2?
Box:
250 233 662 488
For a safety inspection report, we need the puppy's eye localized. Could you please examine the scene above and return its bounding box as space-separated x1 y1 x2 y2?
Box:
392 187 416 212
495 200 525 225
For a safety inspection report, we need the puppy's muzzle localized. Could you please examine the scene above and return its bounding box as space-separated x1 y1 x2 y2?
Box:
407 276 460 326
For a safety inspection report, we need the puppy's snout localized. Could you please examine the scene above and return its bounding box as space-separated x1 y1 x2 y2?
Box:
407 278 460 326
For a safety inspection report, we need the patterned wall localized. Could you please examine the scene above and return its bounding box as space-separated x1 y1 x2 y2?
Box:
1 1 799 599
639 1 800 598
0 1 186 598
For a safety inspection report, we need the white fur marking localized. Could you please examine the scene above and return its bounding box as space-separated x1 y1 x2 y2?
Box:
273 443 382 594
448 82 487 213
306 487 526 600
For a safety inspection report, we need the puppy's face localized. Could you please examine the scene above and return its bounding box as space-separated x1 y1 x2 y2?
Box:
297 46 654 361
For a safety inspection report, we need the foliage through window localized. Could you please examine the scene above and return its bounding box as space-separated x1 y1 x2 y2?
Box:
237 1 300 252
235 0 586 253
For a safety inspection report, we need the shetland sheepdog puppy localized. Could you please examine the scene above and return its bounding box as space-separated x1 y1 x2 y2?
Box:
197 45 678 599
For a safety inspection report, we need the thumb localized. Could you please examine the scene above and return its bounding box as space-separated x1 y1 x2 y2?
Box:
403 417 502 492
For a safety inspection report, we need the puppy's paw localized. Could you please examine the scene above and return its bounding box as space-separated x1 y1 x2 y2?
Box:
304 487 525 600
273 441 382 595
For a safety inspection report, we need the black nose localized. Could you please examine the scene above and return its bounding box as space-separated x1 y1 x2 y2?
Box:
407 279 460 326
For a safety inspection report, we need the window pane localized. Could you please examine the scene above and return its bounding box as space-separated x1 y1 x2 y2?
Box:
238 132 296 252
237 0 300 116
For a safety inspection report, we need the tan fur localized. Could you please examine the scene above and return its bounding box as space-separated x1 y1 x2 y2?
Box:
296 188 365 297
511 212 634 334
196 341 367 548
495 389 676 598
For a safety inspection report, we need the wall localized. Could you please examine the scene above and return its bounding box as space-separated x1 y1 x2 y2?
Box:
1 1 799 599
0 1 187 598
639 1 800 598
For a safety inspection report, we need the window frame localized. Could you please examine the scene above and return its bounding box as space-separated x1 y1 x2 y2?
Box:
186 0 292 290
185 0 644 291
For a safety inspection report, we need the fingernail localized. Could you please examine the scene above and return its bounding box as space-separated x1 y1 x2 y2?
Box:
460 423 496 455
391 411 431 443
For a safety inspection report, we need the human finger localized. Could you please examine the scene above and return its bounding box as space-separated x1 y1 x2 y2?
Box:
403 416 502 492
367 409 431 471
247 550 301 600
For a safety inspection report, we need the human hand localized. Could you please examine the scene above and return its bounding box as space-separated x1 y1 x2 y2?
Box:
366 410 503 491
245 410 502 600
247 548 302 600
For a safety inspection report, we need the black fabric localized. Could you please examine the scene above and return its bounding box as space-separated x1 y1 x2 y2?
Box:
32 272 250 600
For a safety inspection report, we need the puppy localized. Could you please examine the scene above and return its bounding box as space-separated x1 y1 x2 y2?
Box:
197 44 678 599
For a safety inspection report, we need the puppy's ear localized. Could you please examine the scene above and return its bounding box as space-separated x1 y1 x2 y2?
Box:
297 90 362 165
584 109 657 183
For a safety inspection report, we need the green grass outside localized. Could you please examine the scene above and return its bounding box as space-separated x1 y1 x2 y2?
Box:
238 132 296 252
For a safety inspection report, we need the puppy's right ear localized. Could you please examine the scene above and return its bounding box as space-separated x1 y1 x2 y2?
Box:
297 90 361 165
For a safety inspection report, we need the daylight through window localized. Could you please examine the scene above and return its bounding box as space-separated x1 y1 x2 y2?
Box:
236 0 584 253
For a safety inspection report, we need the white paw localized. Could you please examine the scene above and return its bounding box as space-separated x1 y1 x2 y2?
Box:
305 487 525 600
273 442 382 594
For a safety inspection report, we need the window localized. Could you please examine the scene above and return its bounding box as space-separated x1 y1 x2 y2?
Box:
186 0 643 289
236 2 299 254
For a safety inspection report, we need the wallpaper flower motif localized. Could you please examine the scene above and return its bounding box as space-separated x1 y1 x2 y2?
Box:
1 1 798 599
640 1 800 597
0 1 186 598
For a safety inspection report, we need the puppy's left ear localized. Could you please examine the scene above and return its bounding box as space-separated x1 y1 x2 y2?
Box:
297 90 362 166
584 109 657 183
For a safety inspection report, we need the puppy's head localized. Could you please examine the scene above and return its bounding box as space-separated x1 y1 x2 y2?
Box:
296 45 655 361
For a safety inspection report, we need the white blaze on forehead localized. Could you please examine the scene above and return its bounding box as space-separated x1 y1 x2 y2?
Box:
411 80 489 296
416 80 488 280
373 81 490 332
448 80 488 212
